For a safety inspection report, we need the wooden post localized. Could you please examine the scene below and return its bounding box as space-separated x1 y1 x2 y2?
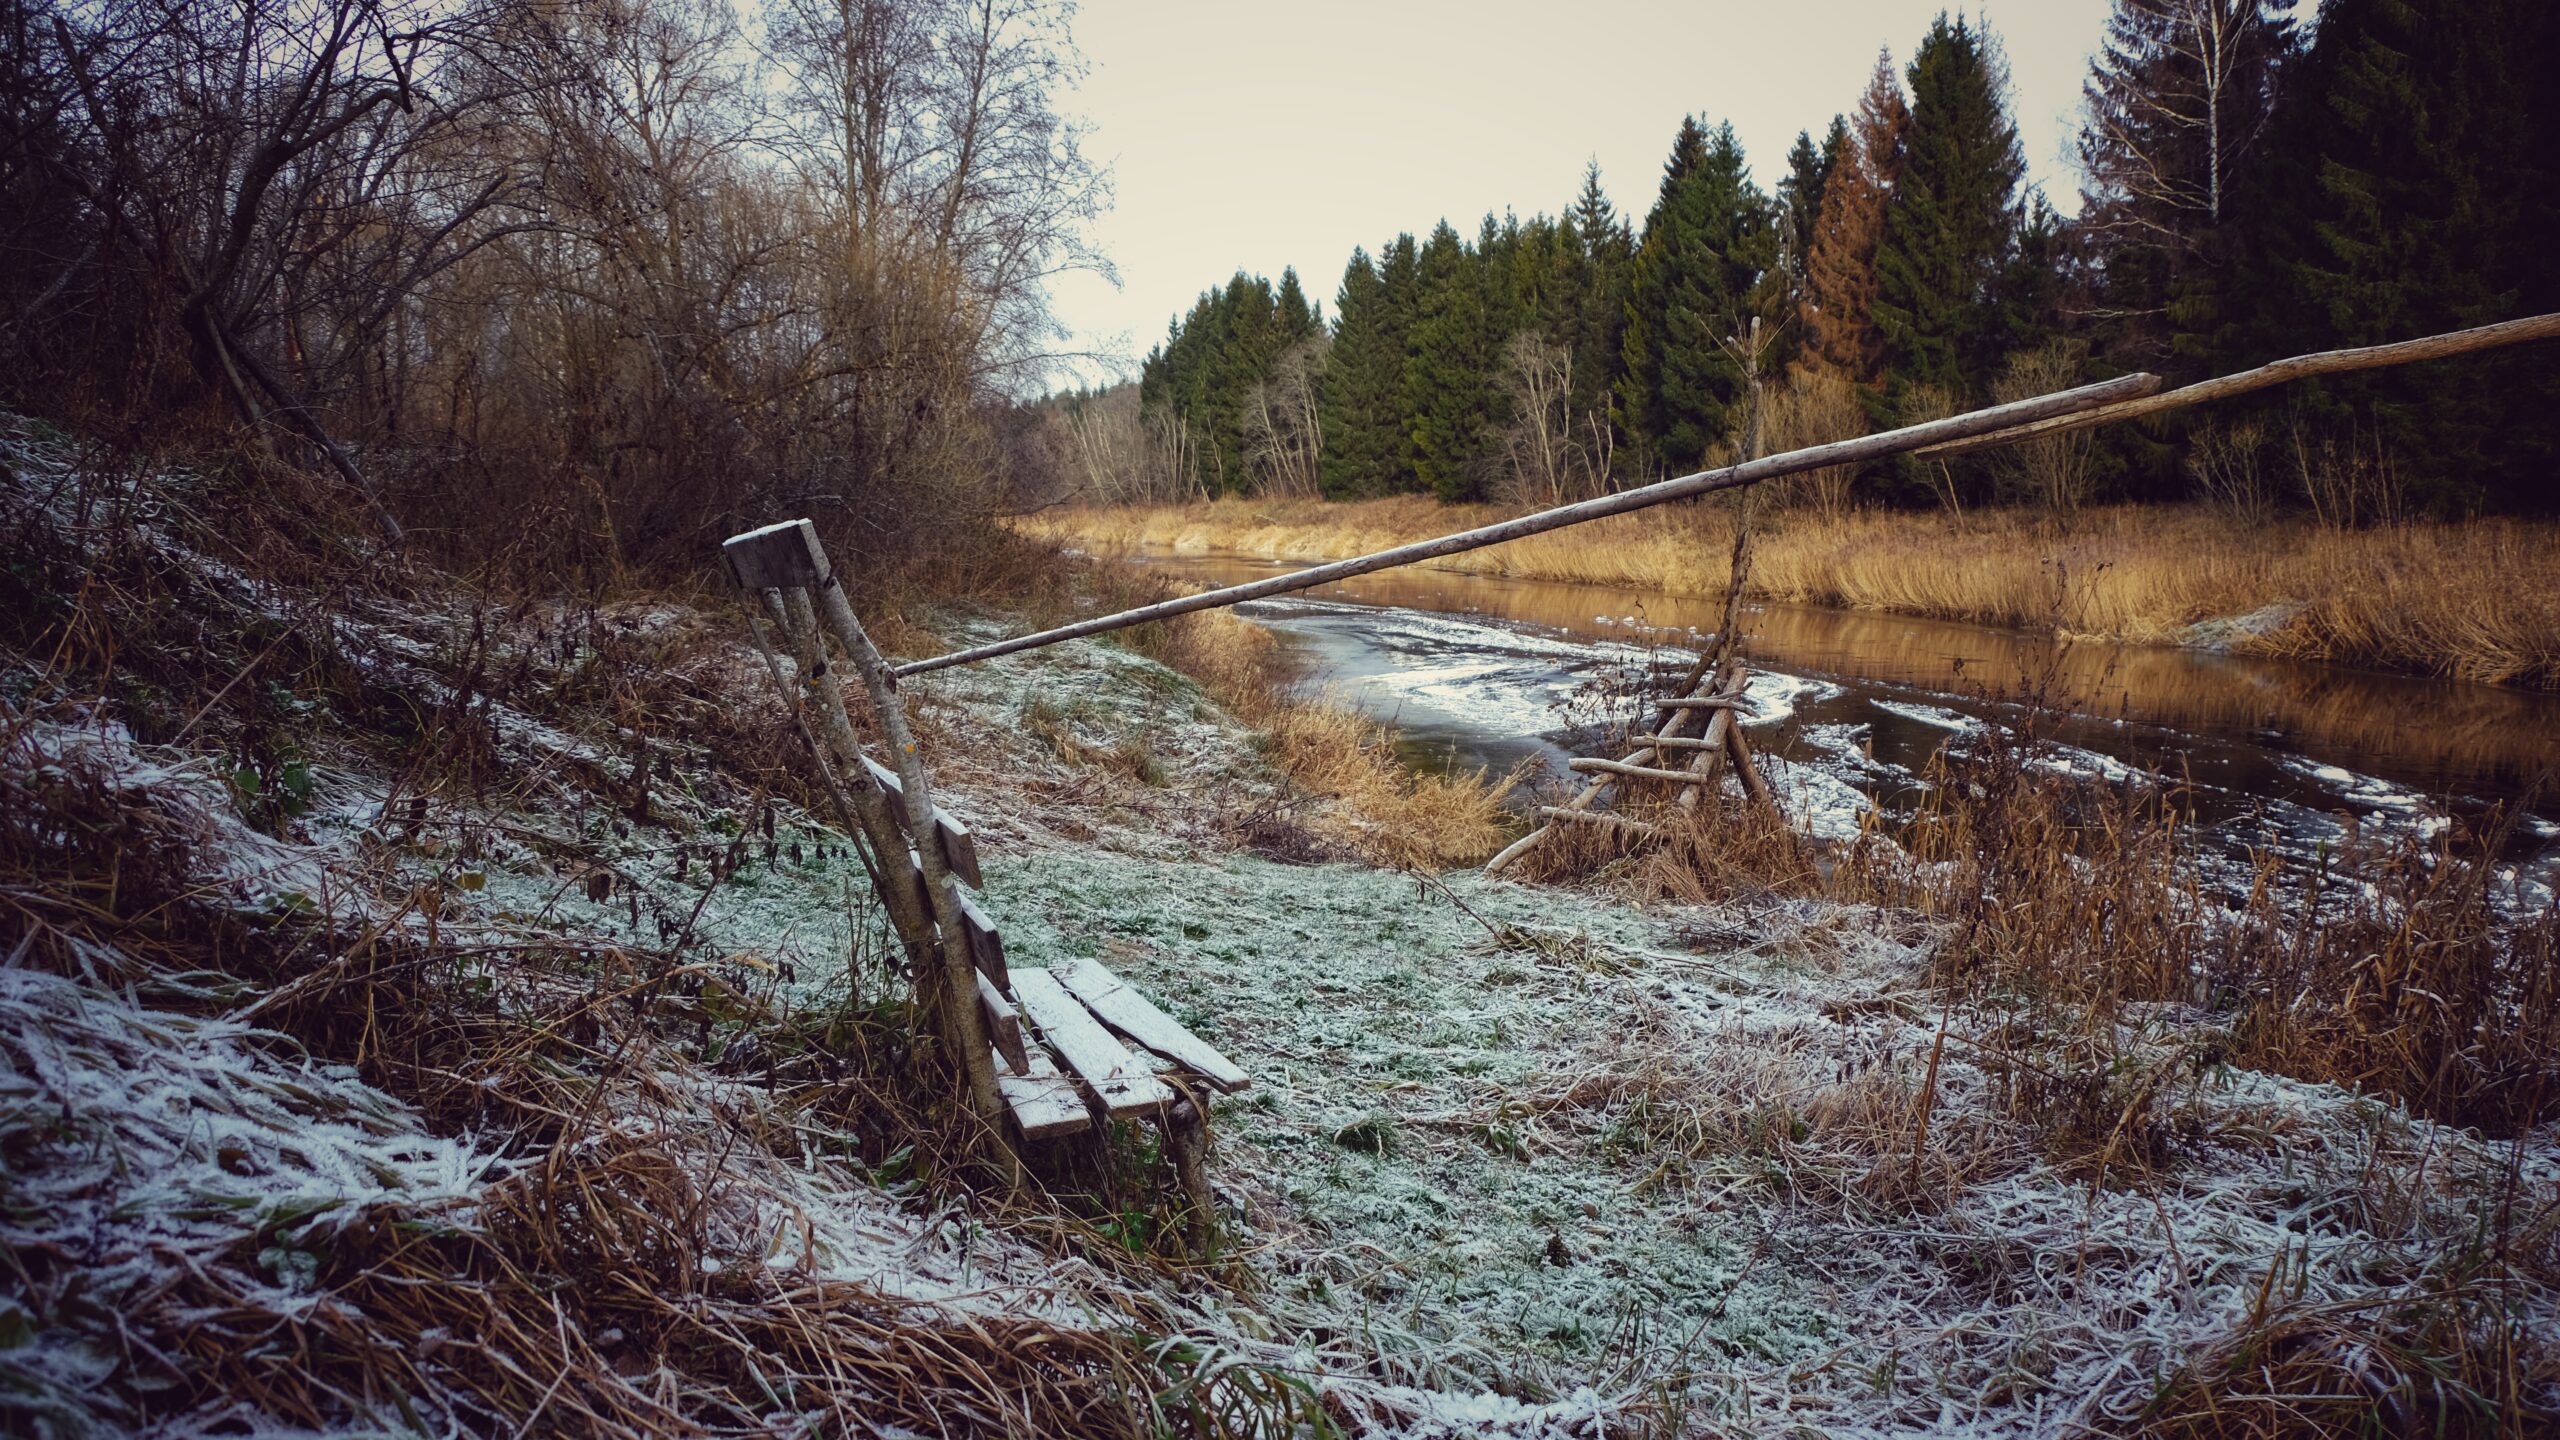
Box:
725 520 1003 1129
766 591 938 965
805 574 1004 1126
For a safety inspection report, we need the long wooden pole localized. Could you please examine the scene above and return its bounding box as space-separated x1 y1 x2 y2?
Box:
889 372 2162 677
1914 312 2560 461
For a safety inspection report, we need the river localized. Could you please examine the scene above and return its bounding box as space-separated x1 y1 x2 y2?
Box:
1131 549 2560 893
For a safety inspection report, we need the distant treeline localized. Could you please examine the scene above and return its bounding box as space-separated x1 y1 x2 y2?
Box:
1061 0 2560 518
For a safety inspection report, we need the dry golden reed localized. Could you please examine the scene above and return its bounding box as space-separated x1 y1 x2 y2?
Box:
1119 600 1517 870
1024 498 2560 690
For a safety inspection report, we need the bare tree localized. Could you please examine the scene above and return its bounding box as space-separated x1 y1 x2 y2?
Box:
2078 0 2293 353
4 0 532 537
1991 339 2098 512
1243 333 1326 498
1496 330 1621 506
2186 417 2274 523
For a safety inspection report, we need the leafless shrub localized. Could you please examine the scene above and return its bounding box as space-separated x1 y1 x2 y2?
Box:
1766 363 1870 522
2289 414 2411 530
2186 417 2276 524
1992 338 2099 513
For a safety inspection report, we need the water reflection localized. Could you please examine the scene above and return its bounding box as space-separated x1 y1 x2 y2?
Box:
1135 550 2560 881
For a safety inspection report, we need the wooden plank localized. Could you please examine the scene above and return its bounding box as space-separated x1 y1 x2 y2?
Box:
888 374 2163 678
1536 806 1661 837
1629 733 1726 752
722 518 829 590
863 758 981 887
931 810 983 889
978 970 1028 1074
1009 969 1173 1117
1569 757 1719 784
889 847 1006 986
955 890 1010 990
1055 957 1250 1093
993 1043 1089 1140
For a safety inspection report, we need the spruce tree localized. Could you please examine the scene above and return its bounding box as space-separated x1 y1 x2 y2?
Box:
1779 122 1841 288
1804 51 1908 385
1318 250 1390 497
1404 220 1498 501
2226 0 2560 509
1872 14 2026 403
1616 118 1775 473
1566 161 1632 426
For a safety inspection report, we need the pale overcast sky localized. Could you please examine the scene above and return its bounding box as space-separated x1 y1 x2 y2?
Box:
1043 0 2112 387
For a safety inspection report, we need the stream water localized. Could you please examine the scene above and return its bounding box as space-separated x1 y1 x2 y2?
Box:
1131 549 2560 893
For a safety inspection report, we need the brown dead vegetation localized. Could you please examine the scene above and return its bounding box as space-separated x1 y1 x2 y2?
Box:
1027 498 2560 690
0 437 1360 1438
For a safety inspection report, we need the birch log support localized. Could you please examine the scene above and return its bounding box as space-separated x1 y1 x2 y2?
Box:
1914 312 2560 461
1676 668 1743 813
805 577 1003 1127
1630 733 1729 752
766 591 938 971
1725 721 1774 808
1484 666 1739 874
893 373 2162 677
1568 757 1727 785
1534 807 1662 838
740 610 872 866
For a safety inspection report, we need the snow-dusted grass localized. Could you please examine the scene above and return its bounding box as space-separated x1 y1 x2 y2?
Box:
4 417 2553 1436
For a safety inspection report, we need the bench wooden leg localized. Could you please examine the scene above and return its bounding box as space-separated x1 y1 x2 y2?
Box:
1160 1098 1214 1259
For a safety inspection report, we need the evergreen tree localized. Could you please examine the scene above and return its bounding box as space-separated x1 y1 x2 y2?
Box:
2078 0 2296 376
1565 161 1632 425
1138 271 1304 495
1615 118 1775 473
1804 51 1908 385
1778 121 1842 288
2223 0 2560 509
1404 220 1499 500
1317 249 1392 496
1872 13 2026 403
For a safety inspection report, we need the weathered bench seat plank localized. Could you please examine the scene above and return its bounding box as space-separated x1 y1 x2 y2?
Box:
1009 969 1173 1116
993 1043 1089 1139
1056 958 1250 1093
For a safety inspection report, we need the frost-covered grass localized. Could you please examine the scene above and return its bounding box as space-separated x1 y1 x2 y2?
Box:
916 636 2560 1435
4 415 2554 1436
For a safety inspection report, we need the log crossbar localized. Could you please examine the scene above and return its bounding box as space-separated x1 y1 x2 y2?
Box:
885 312 2560 679
889 371 2164 676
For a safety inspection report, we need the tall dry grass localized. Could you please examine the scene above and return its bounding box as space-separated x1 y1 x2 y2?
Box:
1023 498 2560 690
1114 597 1518 870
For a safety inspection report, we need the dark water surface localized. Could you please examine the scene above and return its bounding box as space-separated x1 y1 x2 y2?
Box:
1132 549 2560 891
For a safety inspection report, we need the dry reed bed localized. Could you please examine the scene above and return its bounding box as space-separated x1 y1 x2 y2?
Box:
1099 576 1519 870
1024 498 2560 690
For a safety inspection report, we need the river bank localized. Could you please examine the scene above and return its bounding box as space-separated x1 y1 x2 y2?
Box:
6 413 2555 1437
1019 497 2560 691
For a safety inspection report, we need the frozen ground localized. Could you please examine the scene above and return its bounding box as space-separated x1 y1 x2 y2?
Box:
3 419 2553 1435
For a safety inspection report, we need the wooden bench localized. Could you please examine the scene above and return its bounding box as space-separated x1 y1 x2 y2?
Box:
988 956 1249 1141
